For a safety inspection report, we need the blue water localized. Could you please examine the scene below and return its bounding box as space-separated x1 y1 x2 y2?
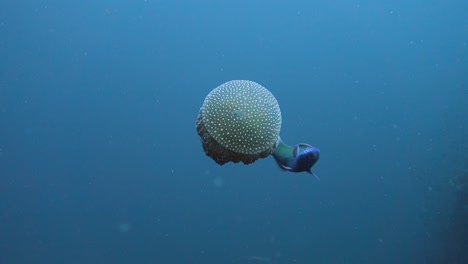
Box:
0 1 466 263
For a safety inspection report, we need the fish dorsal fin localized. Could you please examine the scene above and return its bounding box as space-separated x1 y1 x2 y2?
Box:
298 143 313 149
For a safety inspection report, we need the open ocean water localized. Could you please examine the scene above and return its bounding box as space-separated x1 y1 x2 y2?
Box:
0 1 467 263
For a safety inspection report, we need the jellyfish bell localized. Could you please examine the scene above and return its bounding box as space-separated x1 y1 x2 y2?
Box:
196 80 282 165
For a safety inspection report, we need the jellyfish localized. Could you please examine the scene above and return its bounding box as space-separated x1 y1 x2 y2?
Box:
196 80 281 165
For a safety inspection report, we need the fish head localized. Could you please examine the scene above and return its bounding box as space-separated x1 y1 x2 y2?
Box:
293 144 320 173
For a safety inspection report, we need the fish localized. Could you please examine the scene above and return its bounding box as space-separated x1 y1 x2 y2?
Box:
272 137 320 180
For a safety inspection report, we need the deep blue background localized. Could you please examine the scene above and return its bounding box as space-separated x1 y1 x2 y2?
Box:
0 0 466 263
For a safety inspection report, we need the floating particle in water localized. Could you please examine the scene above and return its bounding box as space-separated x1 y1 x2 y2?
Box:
117 222 132 233
213 176 224 187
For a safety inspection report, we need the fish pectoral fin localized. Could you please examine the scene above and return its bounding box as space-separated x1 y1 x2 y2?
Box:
274 159 293 172
280 164 294 172
293 145 300 158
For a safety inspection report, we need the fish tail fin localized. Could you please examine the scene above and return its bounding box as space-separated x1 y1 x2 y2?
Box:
276 136 283 146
